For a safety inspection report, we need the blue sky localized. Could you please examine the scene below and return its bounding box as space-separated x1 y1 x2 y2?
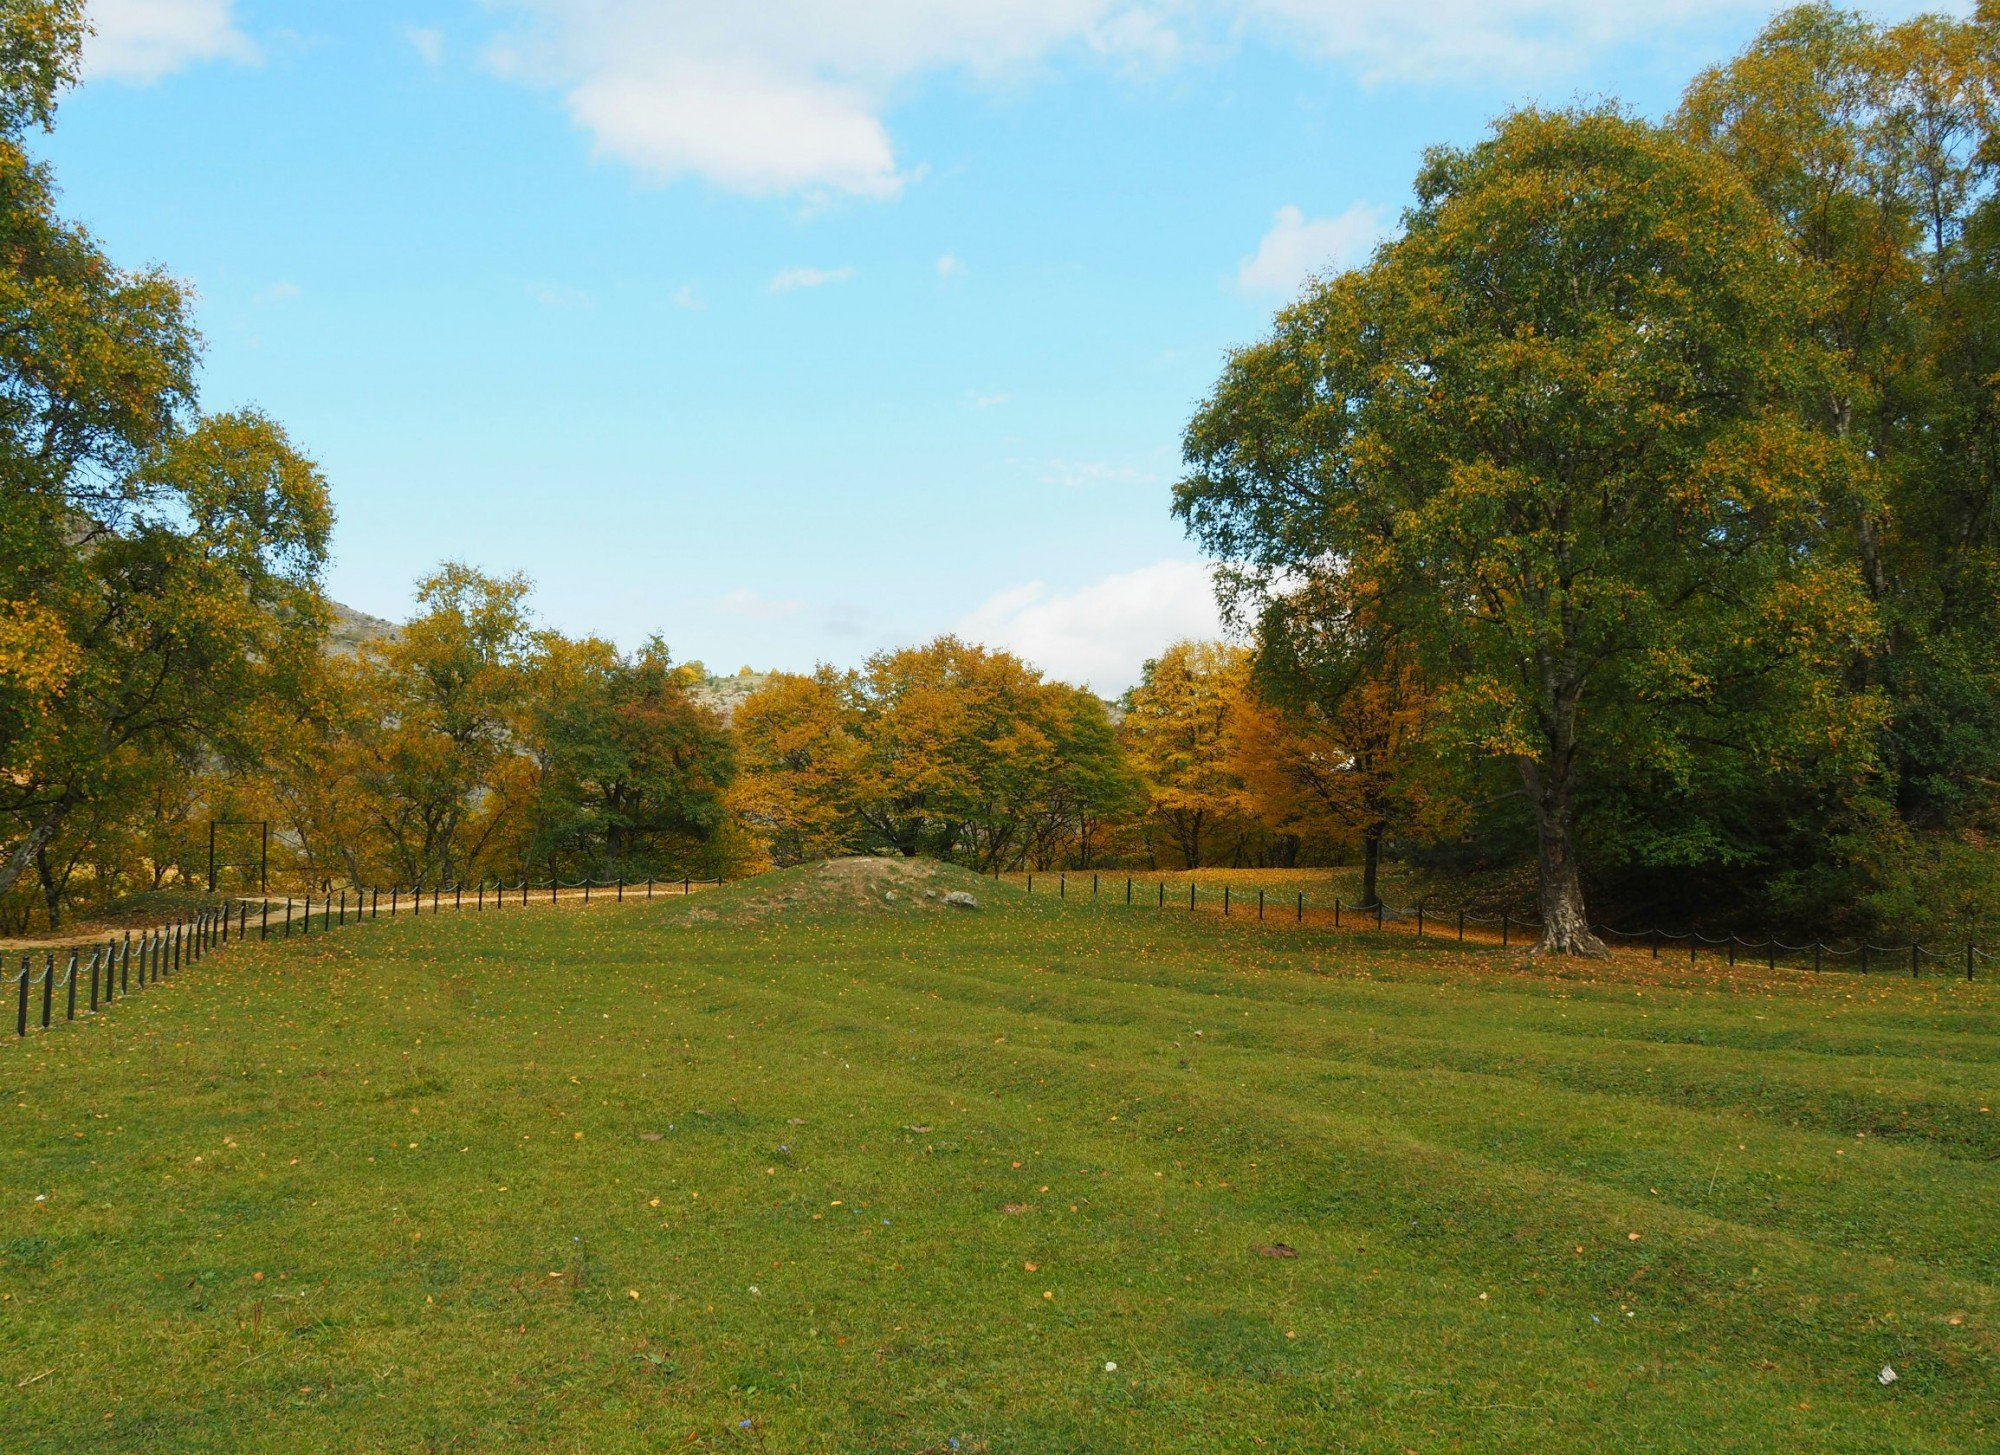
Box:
47 1 1961 690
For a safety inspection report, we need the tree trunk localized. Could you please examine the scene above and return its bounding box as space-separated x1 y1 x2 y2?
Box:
1519 753 1605 958
35 846 63 931
1359 824 1383 909
0 796 74 901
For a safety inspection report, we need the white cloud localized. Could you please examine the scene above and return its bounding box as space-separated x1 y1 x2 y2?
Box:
83 0 257 82
405 26 445 67
530 281 594 310
769 265 855 294
969 390 1010 409
719 588 803 621
937 252 966 279
959 558 1226 692
482 2 1187 198
477 2 1793 200
256 280 301 304
672 284 704 310
1237 202 1392 295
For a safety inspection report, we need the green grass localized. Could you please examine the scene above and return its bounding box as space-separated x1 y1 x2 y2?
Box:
3 860 1995 1452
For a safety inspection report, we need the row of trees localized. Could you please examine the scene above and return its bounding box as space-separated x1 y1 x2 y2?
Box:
729 636 1451 900
1 563 743 929
1177 3 2000 953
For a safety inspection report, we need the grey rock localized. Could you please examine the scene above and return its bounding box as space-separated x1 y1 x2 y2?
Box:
943 890 979 910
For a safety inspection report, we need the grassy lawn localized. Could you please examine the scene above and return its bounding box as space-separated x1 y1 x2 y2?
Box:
3 859 1995 1453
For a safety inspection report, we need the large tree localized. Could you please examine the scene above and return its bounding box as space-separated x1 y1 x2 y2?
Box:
1679 4 2000 854
1178 107 1875 954
0 4 332 906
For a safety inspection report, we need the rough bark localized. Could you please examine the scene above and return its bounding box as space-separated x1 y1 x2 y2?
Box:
1519 710 1607 958
1532 817 1604 957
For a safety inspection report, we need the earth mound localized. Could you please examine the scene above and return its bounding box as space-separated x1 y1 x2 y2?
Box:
679 856 1004 923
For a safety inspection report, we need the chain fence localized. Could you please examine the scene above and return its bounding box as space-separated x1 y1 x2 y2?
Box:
8 874 725 1039
1013 871 1988 983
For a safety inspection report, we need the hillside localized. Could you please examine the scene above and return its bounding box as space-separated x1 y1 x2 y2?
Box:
326 599 399 656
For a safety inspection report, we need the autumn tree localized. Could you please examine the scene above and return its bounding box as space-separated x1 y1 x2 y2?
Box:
1229 635 1449 909
731 668 866 866
0 5 333 913
847 637 1116 870
731 641 1128 872
1120 642 1255 869
1179 108 1875 954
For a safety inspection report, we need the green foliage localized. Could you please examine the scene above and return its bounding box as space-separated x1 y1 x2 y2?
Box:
0 0 80 136
1180 106 1876 951
523 633 736 879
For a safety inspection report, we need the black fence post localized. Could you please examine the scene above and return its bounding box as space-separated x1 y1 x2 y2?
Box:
1027 874 1034 894
1224 886 1230 917
1190 882 1196 912
1814 941 1822 973
683 877 690 897
89 950 98 1012
1969 940 1977 983
1912 943 1921 978
1158 882 1164 908
584 879 592 905
67 951 78 1019
1861 942 1870 974
432 886 440 916
1416 901 1424 937
1501 912 1508 948
1059 874 1065 900
239 902 249 940
1297 892 1304 923
1259 889 1265 921
121 932 131 995
42 951 55 1027
647 877 654 900
617 877 624 903
1126 877 1133 906
1727 937 1735 967
1767 938 1776 972
1376 900 1384 931
1336 898 1342 928
16 958 28 1036
456 884 463 913
1457 910 1465 943
1092 874 1099 899
1651 928 1659 959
